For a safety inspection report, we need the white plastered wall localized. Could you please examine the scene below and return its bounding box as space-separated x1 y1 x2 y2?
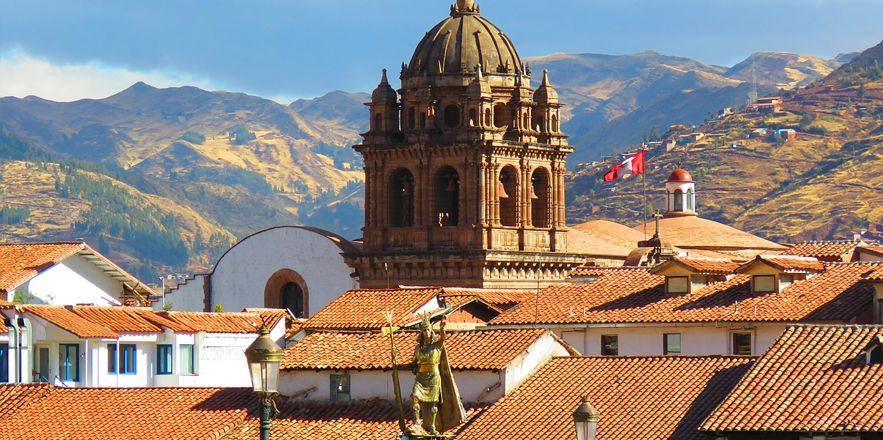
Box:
21 254 121 306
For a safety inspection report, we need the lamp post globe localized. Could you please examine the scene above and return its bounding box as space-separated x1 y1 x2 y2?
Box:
573 395 600 440
245 326 284 440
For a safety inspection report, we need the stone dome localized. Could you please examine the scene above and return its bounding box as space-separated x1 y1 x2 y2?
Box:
667 169 694 183
371 69 398 102
407 1 523 77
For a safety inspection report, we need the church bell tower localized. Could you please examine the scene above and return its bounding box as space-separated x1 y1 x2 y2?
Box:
347 0 585 289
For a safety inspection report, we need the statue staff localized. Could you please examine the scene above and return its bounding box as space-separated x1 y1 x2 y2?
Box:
383 311 408 433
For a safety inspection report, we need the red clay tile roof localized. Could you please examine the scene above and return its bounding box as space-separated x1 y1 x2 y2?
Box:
20 305 118 338
157 311 269 334
702 325 883 433
0 242 83 293
304 288 441 330
440 288 537 310
784 240 864 261
0 384 53 418
652 257 740 274
282 329 553 371
458 356 754 440
740 254 825 273
0 387 254 440
68 306 191 333
491 263 881 325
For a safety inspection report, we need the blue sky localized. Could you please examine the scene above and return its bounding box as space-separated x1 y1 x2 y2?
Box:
1 0 882 102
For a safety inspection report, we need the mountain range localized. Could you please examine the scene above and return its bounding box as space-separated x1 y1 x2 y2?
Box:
0 46 875 276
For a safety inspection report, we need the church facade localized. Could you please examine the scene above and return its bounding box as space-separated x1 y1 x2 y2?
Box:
346 0 585 289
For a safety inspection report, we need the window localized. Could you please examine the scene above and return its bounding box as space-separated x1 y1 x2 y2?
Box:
686 188 695 211
732 332 752 355
663 334 681 355
753 275 777 293
0 345 8 382
484 108 492 127
434 167 460 227
552 114 559 132
444 104 460 128
877 299 883 324
59 344 79 382
666 276 690 294
330 374 351 402
530 168 551 228
407 107 416 130
157 345 173 375
673 189 684 211
499 166 518 227
374 113 383 131
493 103 509 128
282 282 305 318
601 335 618 356
108 344 137 375
389 168 415 227
180 344 196 375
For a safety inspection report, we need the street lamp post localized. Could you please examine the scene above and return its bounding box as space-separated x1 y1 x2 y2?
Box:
573 395 600 440
245 326 284 440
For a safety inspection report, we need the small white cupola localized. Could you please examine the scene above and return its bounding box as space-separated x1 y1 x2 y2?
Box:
664 169 697 218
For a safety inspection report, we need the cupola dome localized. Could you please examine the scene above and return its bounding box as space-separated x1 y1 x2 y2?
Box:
406 1 523 77
371 69 398 102
534 70 559 103
667 169 694 183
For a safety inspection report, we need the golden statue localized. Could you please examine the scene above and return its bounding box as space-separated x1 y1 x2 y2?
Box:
384 312 466 438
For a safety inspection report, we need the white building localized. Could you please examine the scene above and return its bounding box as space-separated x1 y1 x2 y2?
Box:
0 242 154 306
278 329 574 404
165 226 359 317
1 305 286 387
490 258 883 358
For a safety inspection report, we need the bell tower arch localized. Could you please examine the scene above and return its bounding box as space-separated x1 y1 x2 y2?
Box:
347 1 585 289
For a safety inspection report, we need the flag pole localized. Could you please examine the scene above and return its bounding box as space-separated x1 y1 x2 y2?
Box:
641 146 648 239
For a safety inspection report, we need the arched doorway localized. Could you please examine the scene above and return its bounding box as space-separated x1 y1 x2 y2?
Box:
499 166 519 227
264 269 309 318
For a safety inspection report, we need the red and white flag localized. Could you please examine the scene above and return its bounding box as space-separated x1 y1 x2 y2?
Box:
603 150 645 182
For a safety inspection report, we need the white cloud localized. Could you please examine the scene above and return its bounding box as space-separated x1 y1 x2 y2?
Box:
0 49 219 102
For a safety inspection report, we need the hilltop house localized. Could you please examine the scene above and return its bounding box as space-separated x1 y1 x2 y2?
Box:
750 96 783 113
1 305 286 387
0 242 154 306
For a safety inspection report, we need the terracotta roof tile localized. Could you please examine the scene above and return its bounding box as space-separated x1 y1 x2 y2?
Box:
304 288 441 330
491 263 881 325
158 311 268 334
702 325 883 433
653 257 741 274
740 254 825 273
458 356 754 440
20 305 118 338
0 387 254 440
282 329 551 371
784 240 864 261
0 242 83 293
68 306 187 333
0 384 53 418
440 288 534 310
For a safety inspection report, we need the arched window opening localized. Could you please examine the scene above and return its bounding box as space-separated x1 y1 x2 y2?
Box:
408 108 416 130
674 189 684 211
531 168 551 228
434 166 460 227
686 188 694 211
374 113 383 132
484 108 492 127
499 166 519 227
552 114 559 132
522 113 529 130
420 112 427 129
444 105 461 128
469 109 478 127
282 282 305 318
389 168 415 227
264 269 308 318
493 103 509 129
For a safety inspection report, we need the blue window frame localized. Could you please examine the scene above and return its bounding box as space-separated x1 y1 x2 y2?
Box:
0 345 8 382
108 344 137 375
59 344 79 381
157 345 173 375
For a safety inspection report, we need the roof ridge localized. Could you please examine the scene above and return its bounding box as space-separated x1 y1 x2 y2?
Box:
553 354 757 360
